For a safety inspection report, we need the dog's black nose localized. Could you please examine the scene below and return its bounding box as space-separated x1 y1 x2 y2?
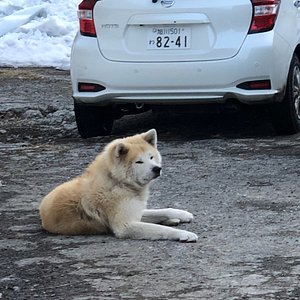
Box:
152 166 162 177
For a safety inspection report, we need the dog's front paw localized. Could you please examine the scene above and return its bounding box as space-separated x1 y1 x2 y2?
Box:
178 230 198 243
167 208 194 223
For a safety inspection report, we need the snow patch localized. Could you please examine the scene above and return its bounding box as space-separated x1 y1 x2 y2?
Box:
0 5 47 37
0 0 80 70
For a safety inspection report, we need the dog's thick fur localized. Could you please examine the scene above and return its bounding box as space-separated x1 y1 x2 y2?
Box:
39 129 198 242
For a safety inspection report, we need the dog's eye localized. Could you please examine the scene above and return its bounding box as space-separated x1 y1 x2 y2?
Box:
150 156 154 160
135 161 143 164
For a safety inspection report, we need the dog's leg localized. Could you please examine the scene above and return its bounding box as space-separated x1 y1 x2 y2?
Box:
141 208 194 226
113 221 198 242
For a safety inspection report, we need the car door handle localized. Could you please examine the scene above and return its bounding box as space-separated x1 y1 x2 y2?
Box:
294 0 300 8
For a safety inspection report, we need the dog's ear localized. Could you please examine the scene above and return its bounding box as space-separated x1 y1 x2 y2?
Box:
115 143 129 158
141 129 157 148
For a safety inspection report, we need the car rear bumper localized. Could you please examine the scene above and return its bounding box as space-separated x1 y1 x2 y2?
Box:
71 31 290 106
72 89 282 106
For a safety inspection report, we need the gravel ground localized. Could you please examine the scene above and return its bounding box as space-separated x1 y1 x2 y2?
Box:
0 68 300 300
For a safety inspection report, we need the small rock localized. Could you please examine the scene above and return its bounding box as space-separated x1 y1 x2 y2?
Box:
23 109 43 119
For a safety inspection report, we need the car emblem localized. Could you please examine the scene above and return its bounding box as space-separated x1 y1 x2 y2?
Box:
161 0 175 8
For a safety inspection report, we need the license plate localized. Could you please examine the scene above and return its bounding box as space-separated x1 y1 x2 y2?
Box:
147 26 191 50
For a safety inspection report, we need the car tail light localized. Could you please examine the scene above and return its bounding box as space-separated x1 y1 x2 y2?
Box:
78 82 106 92
249 0 280 34
78 0 98 37
237 80 271 90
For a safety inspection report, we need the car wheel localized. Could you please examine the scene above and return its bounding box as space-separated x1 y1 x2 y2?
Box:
270 54 300 135
74 102 114 138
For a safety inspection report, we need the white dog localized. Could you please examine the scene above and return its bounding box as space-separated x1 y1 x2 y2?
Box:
39 129 198 242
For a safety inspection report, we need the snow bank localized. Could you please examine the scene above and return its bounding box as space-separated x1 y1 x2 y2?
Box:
0 0 80 70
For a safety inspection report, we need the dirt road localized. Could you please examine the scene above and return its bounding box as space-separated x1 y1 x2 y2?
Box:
1 68 300 299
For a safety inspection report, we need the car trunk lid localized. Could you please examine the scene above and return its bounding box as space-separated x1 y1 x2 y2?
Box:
93 0 253 62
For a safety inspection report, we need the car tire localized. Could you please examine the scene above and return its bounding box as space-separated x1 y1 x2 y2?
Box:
270 54 300 135
74 102 114 138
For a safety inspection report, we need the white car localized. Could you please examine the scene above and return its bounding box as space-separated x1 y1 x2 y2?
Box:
71 0 300 138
